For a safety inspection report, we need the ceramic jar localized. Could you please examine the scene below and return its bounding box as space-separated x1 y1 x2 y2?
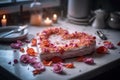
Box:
107 12 120 29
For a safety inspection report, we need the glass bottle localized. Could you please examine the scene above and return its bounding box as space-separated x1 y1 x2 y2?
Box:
30 0 42 26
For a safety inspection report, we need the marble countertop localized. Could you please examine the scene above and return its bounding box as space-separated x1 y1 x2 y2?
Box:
0 20 120 80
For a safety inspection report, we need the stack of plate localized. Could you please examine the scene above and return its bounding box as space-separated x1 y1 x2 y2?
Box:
0 26 28 42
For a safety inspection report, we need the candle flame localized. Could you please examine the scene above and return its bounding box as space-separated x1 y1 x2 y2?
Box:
53 14 57 18
3 15 6 19
46 17 49 20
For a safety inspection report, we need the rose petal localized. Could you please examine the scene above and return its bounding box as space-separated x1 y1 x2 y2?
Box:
29 57 37 65
103 41 114 49
10 43 21 49
33 62 45 71
14 59 18 64
26 48 37 56
17 40 23 46
31 38 37 46
64 63 74 68
117 42 120 46
83 58 94 64
96 46 108 54
20 48 25 53
42 60 53 66
20 54 30 64
53 64 63 73
32 69 41 75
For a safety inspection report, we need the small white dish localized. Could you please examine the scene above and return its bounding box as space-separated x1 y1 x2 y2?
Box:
0 26 28 42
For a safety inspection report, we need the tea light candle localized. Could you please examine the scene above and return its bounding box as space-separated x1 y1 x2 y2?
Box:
1 15 7 26
30 14 42 26
52 14 57 23
44 17 52 26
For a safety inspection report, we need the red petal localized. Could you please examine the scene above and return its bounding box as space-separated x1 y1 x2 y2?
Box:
64 63 74 68
32 69 41 75
31 38 37 46
96 46 108 54
14 59 18 64
117 42 120 46
26 48 37 56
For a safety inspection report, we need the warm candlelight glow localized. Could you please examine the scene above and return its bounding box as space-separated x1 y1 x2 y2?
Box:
1 15 7 26
52 14 58 23
30 14 42 26
3 15 6 19
44 17 52 26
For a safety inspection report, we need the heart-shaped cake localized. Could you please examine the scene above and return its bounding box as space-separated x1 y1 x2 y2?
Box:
38 27 96 60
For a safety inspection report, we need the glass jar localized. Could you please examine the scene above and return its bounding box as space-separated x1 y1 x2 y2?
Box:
30 0 42 26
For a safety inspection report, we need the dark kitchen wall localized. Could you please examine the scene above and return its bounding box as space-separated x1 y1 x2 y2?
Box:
91 0 120 12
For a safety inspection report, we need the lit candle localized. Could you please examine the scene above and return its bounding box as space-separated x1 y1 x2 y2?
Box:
52 14 57 23
44 17 52 26
1 15 7 26
30 14 42 26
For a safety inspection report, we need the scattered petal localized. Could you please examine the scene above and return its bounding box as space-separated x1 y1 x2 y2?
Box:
17 40 23 46
96 46 108 54
14 59 18 64
117 42 120 46
10 43 21 49
42 60 53 66
32 69 41 75
53 63 63 73
29 57 37 65
20 54 30 64
64 63 74 68
20 48 25 53
33 62 45 71
83 58 94 64
26 48 37 56
103 41 114 49
31 38 37 46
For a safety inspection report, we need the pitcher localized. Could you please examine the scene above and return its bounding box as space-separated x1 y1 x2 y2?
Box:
92 9 108 29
